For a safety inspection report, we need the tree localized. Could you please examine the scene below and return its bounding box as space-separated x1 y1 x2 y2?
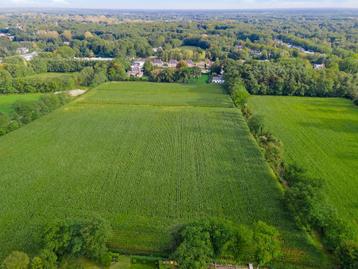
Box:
229 225 255 264
55 46 76 58
143 60 154 76
253 221 282 268
173 225 213 269
2 251 30 269
248 115 264 136
30 257 43 269
107 62 126 81
232 82 249 107
337 240 358 269
0 69 14 93
42 217 112 263
62 30 72 42
79 67 95 86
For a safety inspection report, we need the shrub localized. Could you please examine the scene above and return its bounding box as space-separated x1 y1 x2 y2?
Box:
2 251 30 269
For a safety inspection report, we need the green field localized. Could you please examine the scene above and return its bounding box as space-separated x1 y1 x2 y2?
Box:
0 94 42 114
0 82 327 267
249 96 358 228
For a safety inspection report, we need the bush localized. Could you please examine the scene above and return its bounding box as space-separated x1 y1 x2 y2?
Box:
2 251 30 269
231 82 250 107
336 240 358 269
31 257 43 269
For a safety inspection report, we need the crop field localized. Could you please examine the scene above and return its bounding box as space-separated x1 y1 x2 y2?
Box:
249 96 358 228
0 82 328 267
0 93 42 114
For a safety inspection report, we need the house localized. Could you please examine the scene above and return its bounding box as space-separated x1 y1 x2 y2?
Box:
21 51 38 61
132 59 145 69
168 59 178 68
152 47 162 53
63 41 70 46
16 47 29 55
153 58 164 67
196 60 212 73
250 49 262 57
128 67 143 78
187 60 195 67
212 75 225 84
314 63 325 70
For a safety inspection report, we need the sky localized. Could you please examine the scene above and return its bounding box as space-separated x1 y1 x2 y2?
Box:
1 0 358 9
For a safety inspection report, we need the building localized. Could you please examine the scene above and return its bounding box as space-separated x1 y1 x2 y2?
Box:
16 47 29 55
21 51 38 61
132 59 145 69
168 59 178 68
152 47 162 53
186 60 195 67
128 66 143 78
314 64 325 70
212 75 225 84
152 58 164 67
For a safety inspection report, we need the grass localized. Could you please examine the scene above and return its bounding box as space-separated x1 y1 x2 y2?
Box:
0 93 42 114
0 81 328 268
248 96 358 229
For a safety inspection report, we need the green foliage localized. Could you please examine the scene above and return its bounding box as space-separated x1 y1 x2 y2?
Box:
2 251 30 269
42 217 112 263
55 46 76 58
172 220 282 268
107 62 126 81
336 240 358 269
149 67 201 83
253 221 283 267
225 59 357 103
231 82 249 107
0 70 14 93
30 257 43 269
143 60 154 76
0 93 70 137
247 115 264 136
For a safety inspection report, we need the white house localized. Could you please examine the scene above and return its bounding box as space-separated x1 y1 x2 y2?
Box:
314 64 325 70
21 51 38 61
16 47 29 55
212 75 225 84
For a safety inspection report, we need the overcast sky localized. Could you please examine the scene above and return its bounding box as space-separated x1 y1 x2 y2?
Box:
1 0 358 9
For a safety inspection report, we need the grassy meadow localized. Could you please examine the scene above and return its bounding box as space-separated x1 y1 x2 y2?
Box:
0 82 328 268
0 93 42 115
249 96 358 229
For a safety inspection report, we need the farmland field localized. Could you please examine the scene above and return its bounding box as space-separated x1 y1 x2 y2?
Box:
0 82 327 267
0 93 42 114
248 96 358 229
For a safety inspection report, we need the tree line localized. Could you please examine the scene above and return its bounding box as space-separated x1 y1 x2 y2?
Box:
0 94 70 137
224 59 358 104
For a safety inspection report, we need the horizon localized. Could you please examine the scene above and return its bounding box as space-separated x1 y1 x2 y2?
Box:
1 0 358 10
